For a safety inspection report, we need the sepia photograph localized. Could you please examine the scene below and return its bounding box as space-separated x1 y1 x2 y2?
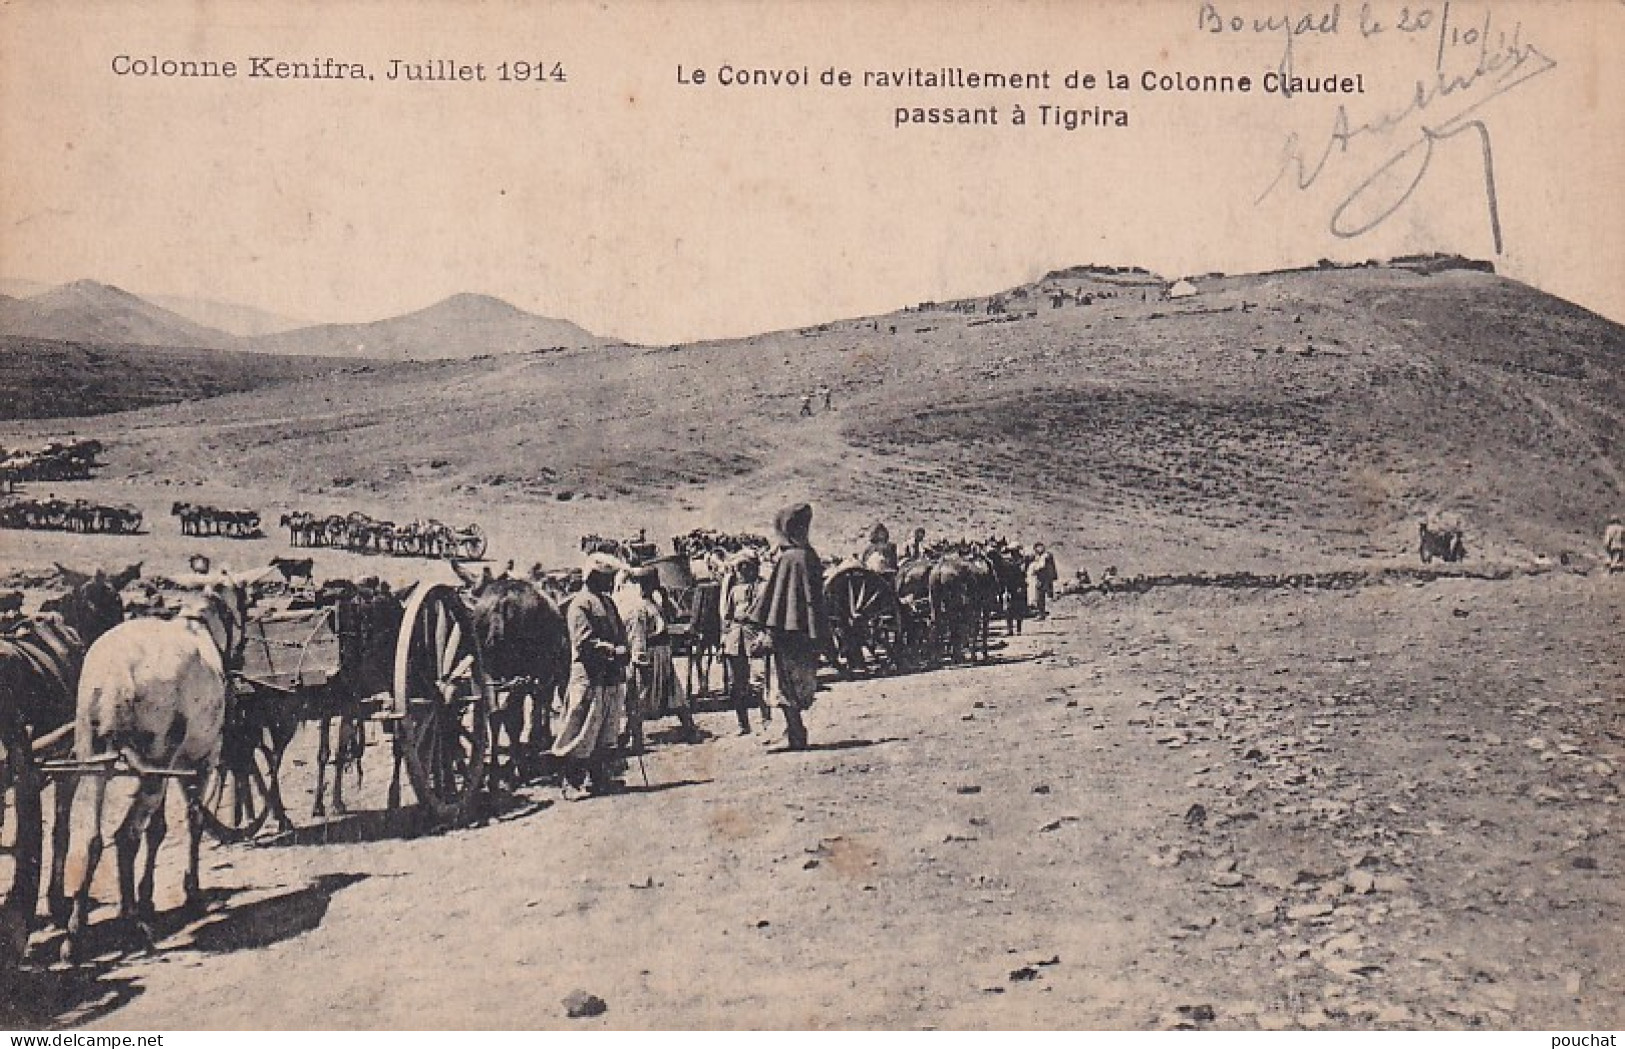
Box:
0 0 1621 1032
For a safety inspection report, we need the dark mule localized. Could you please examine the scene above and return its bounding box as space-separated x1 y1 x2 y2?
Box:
310 577 402 817
461 574 570 788
981 546 1028 636
0 564 135 966
927 556 991 663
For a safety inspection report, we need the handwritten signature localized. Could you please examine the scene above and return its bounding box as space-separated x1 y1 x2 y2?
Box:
1257 2 1557 253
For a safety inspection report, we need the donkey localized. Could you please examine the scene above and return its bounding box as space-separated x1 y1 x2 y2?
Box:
0 564 135 966
48 574 247 962
453 563 570 786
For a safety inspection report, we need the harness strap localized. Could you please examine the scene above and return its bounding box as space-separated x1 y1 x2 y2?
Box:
0 619 77 701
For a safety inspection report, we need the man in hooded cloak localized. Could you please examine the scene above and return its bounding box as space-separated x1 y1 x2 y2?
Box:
746 502 828 750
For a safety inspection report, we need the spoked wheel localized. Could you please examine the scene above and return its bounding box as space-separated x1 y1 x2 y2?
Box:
0 732 43 967
825 567 905 677
394 584 490 824
199 690 295 843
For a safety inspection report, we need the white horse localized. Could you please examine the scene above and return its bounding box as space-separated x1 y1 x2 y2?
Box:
48 575 247 961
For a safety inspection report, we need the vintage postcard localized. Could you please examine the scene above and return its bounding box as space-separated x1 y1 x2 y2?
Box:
0 0 1621 1032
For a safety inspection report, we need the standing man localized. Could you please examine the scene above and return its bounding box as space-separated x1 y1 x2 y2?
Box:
1606 516 1625 573
818 384 833 411
747 502 828 751
550 552 632 799
904 527 927 562
799 393 814 417
1027 542 1058 618
862 523 899 573
619 565 699 748
720 552 769 735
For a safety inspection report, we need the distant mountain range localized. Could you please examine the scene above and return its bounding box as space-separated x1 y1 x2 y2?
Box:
0 280 608 360
243 292 607 359
0 280 235 349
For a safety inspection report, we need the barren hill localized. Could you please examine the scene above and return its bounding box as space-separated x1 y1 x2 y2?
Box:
0 337 368 420
5 264 1620 572
244 293 608 360
0 279 234 348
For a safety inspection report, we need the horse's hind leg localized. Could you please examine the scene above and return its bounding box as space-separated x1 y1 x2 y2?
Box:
61 774 108 964
115 777 163 937
181 770 204 909
47 772 79 928
1 734 40 965
332 716 360 816
135 779 168 923
312 716 332 818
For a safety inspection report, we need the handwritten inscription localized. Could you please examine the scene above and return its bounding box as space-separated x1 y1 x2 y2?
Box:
1226 1 1557 251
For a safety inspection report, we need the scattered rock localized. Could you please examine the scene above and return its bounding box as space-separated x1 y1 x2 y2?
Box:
1571 856 1597 870
1287 903 1334 921
563 991 607 1019
1009 966 1040 982
1212 872 1245 888
1176 1003 1216 1022
956 785 982 795
1185 803 1207 827
1346 871 1377 895
1375 1004 1413 1024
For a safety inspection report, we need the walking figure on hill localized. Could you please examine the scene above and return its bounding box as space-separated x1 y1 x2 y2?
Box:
1606 516 1625 573
799 393 814 417
747 502 829 751
818 384 832 410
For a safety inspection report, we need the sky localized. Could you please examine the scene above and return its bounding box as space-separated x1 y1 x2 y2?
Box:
2 0 1622 344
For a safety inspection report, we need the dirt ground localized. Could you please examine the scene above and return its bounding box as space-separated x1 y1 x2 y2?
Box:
3 567 1619 1030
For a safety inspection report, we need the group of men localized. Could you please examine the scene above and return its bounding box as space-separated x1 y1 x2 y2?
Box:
543 503 1066 799
547 502 828 799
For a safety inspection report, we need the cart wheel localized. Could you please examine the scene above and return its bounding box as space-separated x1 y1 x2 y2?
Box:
199 698 292 844
826 568 904 677
394 584 489 824
1 732 43 967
